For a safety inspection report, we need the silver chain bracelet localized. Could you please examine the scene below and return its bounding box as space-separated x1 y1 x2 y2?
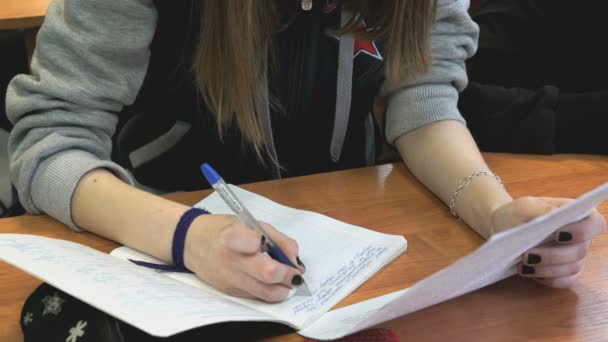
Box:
449 171 503 220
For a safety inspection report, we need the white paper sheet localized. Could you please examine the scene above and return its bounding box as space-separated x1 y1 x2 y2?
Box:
300 183 608 340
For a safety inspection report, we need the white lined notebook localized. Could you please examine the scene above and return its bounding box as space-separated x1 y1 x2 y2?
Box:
0 186 407 338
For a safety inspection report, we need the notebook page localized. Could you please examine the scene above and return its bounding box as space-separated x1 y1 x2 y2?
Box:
116 186 407 329
300 183 608 340
0 234 273 337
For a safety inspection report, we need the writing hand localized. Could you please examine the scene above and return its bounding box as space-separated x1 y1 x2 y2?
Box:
183 215 305 302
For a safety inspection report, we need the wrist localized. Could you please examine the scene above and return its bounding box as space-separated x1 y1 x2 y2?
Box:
486 196 513 237
182 213 236 271
168 208 210 271
453 173 512 238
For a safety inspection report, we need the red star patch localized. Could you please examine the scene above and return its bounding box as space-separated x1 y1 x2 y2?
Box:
328 20 383 61
323 2 383 61
352 20 383 61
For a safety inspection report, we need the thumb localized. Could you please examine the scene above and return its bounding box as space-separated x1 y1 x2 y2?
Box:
492 197 559 234
536 197 571 209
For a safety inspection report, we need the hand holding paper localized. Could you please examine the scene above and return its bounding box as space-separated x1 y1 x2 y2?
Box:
491 197 606 288
300 183 608 340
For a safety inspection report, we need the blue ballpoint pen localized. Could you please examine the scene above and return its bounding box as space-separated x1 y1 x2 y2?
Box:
201 163 312 296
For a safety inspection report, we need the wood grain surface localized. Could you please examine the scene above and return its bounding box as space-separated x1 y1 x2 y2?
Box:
1 153 607 341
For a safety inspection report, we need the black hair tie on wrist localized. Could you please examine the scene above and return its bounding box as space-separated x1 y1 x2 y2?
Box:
129 207 210 273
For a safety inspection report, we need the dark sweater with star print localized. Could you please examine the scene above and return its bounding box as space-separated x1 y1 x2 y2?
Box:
6 0 478 230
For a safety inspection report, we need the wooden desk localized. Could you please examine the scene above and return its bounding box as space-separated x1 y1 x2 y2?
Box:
1 153 608 341
0 0 50 30
0 0 52 65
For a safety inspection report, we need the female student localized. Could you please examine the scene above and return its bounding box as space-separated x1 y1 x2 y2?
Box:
6 0 606 303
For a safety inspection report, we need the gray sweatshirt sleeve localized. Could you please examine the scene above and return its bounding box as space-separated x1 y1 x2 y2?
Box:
5 0 157 230
383 0 479 144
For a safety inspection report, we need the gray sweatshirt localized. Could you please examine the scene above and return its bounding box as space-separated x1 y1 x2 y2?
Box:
5 0 479 230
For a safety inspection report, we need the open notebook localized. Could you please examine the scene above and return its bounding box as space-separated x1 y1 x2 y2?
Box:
0 186 407 338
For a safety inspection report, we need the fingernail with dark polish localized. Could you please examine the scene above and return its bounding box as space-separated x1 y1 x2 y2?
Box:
522 265 535 275
291 275 304 286
558 232 573 242
297 256 306 270
527 254 541 265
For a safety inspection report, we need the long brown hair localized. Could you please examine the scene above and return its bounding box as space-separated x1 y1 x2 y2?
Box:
192 0 437 159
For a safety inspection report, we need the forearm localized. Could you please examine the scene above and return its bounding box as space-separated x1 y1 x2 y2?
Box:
71 169 304 301
395 120 512 238
71 169 232 263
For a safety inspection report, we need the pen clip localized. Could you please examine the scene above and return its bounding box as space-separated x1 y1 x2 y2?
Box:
260 235 293 267
266 242 296 268
260 236 271 254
